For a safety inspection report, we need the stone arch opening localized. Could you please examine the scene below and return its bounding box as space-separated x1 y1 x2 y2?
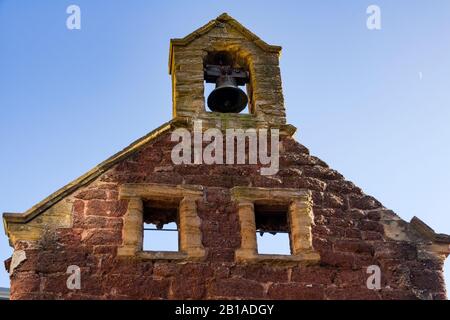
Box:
202 47 255 115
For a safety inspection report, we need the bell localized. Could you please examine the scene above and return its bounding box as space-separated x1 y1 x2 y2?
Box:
207 75 248 113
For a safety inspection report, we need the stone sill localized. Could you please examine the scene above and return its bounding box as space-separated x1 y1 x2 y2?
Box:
136 250 207 262
236 250 320 266
137 251 188 261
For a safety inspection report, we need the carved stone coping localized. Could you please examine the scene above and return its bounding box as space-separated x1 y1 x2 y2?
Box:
231 187 320 264
410 216 450 244
410 216 450 258
118 183 205 261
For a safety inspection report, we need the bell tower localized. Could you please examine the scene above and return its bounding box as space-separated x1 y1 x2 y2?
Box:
169 13 290 130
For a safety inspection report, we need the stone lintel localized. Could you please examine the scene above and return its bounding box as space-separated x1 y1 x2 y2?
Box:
119 183 203 201
232 186 310 204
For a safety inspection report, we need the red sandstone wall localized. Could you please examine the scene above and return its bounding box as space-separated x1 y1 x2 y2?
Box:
8 133 447 300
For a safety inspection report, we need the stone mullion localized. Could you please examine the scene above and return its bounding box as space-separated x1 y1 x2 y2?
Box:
289 199 314 255
235 200 257 261
179 197 204 258
118 197 143 256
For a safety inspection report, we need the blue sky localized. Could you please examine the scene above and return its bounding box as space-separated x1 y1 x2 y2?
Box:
1 0 449 295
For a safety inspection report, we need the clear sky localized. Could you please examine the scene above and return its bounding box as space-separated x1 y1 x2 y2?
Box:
1 0 449 295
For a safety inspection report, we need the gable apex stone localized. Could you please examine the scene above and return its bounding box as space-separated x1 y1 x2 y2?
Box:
169 13 282 75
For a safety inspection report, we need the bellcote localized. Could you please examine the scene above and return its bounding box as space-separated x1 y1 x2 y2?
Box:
169 13 290 131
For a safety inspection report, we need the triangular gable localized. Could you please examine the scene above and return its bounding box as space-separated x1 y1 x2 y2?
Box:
168 13 282 74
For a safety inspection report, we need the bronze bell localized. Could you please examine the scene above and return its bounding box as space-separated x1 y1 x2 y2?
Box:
204 64 249 113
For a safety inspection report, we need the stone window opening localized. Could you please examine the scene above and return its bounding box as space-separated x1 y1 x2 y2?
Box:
232 187 320 264
255 204 292 255
118 184 205 260
143 200 179 252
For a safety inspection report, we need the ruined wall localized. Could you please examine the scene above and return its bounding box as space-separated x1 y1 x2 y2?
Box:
6 131 447 300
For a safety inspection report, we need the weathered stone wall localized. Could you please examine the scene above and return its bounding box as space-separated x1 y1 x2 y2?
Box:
7 132 447 300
